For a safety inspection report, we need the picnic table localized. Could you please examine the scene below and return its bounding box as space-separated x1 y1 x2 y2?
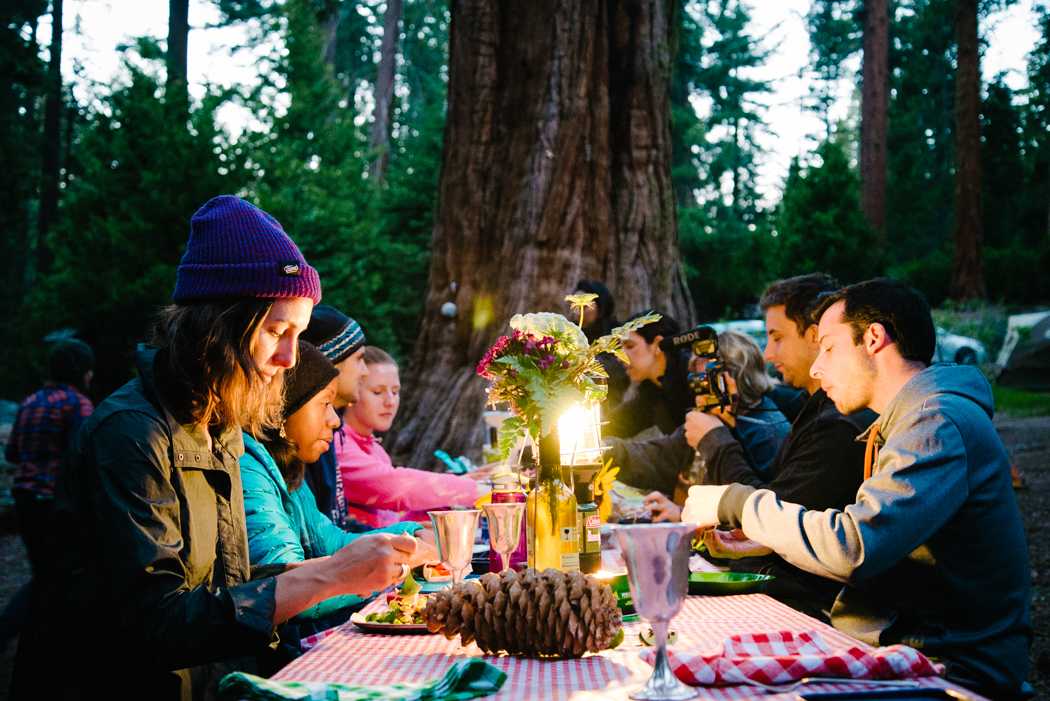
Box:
274 591 985 700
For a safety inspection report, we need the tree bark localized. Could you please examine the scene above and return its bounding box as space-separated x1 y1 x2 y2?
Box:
387 0 694 468
166 0 189 110
370 0 403 183
860 0 888 240
950 0 986 300
36 0 63 277
320 3 340 72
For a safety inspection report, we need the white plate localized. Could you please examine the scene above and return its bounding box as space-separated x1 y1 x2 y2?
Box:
349 611 434 635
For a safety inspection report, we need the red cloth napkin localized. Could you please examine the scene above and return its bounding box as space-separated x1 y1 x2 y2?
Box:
641 630 944 686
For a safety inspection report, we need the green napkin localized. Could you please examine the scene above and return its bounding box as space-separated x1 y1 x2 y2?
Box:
218 658 507 701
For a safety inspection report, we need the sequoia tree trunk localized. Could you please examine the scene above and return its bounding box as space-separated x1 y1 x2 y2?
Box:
388 0 694 468
320 2 339 72
36 0 63 277
860 0 888 240
370 0 402 183
950 0 986 299
166 0 189 110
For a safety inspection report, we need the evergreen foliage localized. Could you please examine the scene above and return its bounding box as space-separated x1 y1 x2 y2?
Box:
24 47 239 393
774 137 878 284
675 0 774 320
1 0 1047 399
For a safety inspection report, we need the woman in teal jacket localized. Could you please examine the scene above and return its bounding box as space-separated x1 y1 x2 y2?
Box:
241 341 432 646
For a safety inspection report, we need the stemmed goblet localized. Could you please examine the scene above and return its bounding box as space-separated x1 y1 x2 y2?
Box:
481 502 525 573
613 522 698 701
427 509 481 585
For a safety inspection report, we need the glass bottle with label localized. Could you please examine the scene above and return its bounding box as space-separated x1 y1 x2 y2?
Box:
526 432 579 572
572 464 602 574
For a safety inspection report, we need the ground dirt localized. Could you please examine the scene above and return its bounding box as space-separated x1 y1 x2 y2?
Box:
0 415 1045 699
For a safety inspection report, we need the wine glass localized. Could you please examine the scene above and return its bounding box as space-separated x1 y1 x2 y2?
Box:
482 502 525 573
613 522 698 701
428 509 481 585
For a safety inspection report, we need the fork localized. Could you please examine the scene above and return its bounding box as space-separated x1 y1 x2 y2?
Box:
732 676 931 695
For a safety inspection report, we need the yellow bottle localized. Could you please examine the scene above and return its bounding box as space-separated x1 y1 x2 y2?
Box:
526 433 580 572
526 478 579 572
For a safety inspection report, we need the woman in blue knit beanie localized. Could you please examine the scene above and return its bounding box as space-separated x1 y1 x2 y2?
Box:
22 196 427 701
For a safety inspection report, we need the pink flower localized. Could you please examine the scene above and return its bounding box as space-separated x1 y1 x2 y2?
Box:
476 334 512 378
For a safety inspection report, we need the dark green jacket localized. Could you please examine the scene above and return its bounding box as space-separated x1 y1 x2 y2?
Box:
47 348 279 700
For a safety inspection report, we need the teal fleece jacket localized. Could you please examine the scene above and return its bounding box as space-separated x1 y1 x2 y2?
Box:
240 432 421 621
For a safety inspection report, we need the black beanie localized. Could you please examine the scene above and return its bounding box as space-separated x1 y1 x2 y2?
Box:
301 304 365 364
48 338 94 387
283 341 339 419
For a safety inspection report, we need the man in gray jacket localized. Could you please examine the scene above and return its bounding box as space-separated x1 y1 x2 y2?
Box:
682 278 1031 699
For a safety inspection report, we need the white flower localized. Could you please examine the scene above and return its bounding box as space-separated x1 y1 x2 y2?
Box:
509 312 588 350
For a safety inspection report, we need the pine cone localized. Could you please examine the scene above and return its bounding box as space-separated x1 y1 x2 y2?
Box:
424 568 623 658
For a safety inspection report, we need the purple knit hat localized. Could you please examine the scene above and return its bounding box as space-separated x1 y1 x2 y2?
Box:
172 195 322 304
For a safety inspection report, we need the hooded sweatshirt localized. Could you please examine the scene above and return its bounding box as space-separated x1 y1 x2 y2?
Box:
714 364 1031 698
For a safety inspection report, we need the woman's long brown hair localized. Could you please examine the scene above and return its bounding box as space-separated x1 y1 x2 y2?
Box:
151 300 284 435
260 428 306 492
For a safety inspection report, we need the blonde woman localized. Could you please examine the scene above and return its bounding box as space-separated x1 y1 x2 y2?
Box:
336 346 484 529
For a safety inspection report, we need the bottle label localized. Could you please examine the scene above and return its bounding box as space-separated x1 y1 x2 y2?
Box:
561 552 580 572
585 514 601 538
560 525 577 543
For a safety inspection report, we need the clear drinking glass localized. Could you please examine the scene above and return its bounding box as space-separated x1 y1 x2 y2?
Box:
482 502 525 573
613 522 698 701
427 509 481 585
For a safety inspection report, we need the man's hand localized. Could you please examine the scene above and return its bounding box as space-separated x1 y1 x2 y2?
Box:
643 492 682 522
684 410 725 448
329 532 418 596
680 484 729 528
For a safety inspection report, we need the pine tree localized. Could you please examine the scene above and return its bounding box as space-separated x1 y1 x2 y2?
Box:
24 45 237 395
0 0 47 393
806 0 861 139
884 0 957 302
774 138 877 284
675 0 772 320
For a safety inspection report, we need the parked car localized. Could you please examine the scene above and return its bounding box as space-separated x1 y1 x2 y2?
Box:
702 320 985 366
934 327 987 365
705 319 767 350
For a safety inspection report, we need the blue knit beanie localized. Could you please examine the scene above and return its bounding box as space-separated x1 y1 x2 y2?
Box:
172 195 322 304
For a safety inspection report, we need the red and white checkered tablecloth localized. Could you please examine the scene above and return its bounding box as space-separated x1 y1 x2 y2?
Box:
274 593 983 700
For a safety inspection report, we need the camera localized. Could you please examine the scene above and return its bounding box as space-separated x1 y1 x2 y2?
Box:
668 325 732 411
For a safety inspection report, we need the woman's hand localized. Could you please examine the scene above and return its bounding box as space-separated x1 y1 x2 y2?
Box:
706 376 739 428
643 491 682 522
329 532 418 596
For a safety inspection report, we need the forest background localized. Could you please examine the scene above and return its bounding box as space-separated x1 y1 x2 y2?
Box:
2 0 1049 458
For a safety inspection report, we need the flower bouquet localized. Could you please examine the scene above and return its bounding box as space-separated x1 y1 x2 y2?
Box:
476 294 660 458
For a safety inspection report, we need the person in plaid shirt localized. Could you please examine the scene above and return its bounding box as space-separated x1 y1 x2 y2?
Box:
4 338 94 590
1 338 94 655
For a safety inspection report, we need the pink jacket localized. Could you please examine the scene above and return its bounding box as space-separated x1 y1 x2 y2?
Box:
335 424 479 528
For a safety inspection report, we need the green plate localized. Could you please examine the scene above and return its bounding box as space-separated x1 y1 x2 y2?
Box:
688 572 774 595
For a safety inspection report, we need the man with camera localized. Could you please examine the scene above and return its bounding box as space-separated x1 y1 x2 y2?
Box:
610 274 874 617
613 274 872 522
670 273 874 513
